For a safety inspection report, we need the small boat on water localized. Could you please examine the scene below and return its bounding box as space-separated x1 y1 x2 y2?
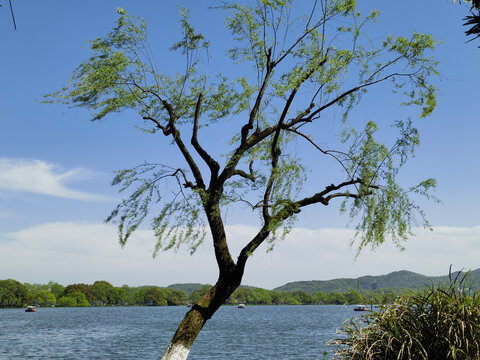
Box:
353 305 369 312
25 306 37 312
237 303 246 309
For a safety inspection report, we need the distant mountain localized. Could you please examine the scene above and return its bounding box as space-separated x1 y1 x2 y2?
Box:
167 283 257 295
273 268 480 294
166 269 480 295
167 283 208 295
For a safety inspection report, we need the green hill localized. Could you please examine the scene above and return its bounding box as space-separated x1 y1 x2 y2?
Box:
433 268 480 288
167 283 257 295
166 269 480 295
273 269 480 294
167 283 207 295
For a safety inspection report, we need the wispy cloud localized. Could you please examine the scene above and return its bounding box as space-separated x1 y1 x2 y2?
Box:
0 158 113 202
1 222 218 286
1 222 479 288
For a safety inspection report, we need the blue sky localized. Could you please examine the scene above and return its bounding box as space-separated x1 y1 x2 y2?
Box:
0 0 479 289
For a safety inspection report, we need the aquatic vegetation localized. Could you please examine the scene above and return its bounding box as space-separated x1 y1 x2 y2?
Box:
332 271 480 360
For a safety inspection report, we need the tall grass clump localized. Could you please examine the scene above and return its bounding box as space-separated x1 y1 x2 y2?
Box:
331 271 480 360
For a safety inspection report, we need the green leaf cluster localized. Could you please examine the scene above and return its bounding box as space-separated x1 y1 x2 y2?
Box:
107 163 206 255
45 1 440 257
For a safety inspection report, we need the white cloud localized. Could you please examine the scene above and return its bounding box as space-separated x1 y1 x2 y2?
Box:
2 222 480 289
0 209 13 219
0 158 113 201
1 222 219 286
242 225 480 288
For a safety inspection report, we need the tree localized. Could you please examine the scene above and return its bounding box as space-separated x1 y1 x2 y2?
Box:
56 296 77 307
46 1 439 358
327 291 347 305
312 291 328 304
464 2 480 45
0 279 29 307
121 284 138 305
166 289 188 306
57 291 89 307
71 291 89 306
47 281 65 300
90 280 114 305
136 286 169 306
33 290 56 306
453 0 480 45
1 0 17 30
24 282 49 295
63 283 94 303
109 286 127 305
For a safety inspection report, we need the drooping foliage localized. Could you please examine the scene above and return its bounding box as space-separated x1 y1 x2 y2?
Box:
453 0 480 45
0 279 29 307
46 1 439 257
464 11 480 45
45 2 441 357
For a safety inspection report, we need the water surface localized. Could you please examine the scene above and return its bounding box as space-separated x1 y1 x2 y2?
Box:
0 305 355 359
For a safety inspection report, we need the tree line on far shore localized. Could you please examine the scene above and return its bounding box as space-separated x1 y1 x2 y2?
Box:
0 279 403 308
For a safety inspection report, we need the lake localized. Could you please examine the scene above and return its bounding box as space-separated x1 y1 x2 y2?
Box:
0 305 356 359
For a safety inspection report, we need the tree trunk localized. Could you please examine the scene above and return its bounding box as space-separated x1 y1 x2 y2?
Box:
160 272 242 360
160 307 205 360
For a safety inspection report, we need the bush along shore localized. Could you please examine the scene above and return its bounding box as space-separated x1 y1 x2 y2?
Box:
331 271 480 359
0 279 402 308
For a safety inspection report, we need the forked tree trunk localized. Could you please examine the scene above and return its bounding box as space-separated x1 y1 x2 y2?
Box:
160 199 265 359
160 272 242 360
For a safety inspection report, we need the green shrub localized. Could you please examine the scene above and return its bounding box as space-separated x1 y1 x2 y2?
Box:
331 272 480 360
56 296 77 307
56 291 89 307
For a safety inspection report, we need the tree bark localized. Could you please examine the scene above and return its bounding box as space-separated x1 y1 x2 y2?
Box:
160 270 243 360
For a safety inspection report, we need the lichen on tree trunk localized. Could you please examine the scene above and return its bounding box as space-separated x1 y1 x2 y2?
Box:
160 273 243 360
161 342 191 360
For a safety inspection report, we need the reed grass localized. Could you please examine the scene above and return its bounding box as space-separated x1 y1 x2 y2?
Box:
331 270 480 360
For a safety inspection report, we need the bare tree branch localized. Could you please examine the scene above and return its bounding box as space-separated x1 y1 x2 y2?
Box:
191 93 220 184
286 127 352 177
286 72 408 128
236 226 270 269
241 48 273 145
230 169 255 181
296 179 378 207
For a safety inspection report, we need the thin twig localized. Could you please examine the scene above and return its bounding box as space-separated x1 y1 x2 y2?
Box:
9 0 17 30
